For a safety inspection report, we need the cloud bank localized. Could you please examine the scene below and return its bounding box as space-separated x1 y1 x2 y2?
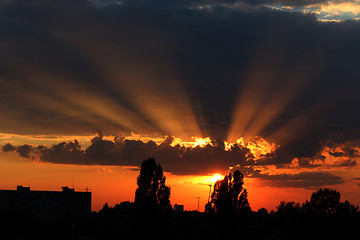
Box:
2 133 358 189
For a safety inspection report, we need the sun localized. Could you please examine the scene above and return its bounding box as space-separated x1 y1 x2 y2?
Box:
212 173 223 183
181 173 224 187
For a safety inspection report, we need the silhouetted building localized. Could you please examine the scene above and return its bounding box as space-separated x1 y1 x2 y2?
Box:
174 204 184 212
0 185 91 221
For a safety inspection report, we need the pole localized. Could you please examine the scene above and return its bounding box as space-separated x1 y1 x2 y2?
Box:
193 196 200 211
197 197 200 211
208 184 212 203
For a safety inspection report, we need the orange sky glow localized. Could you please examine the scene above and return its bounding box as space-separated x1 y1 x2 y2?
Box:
1 134 359 212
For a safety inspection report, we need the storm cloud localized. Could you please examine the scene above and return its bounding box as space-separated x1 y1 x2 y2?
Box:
0 0 360 187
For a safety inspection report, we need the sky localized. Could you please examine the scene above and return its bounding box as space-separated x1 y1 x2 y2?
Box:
0 0 360 211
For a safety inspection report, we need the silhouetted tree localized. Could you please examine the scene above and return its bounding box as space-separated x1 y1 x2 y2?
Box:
204 202 215 213
134 158 171 213
302 188 340 216
276 201 302 216
209 170 251 215
102 202 110 210
113 201 134 215
238 189 251 215
338 200 359 216
134 158 172 236
98 203 111 217
257 208 268 215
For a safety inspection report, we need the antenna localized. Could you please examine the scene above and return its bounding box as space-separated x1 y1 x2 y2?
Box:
193 197 200 211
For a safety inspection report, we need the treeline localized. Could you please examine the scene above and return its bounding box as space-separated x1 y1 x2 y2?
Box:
276 188 358 216
92 158 360 240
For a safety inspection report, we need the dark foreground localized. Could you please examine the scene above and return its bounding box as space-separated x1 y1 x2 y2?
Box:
1 210 359 240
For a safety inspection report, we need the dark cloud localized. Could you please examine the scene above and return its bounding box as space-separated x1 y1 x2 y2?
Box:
239 0 358 8
40 140 86 164
255 171 344 189
242 0 328 6
3 133 253 175
36 134 253 175
16 144 34 158
255 148 294 166
1 143 16 152
0 0 359 182
1 133 351 189
1 142 44 158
